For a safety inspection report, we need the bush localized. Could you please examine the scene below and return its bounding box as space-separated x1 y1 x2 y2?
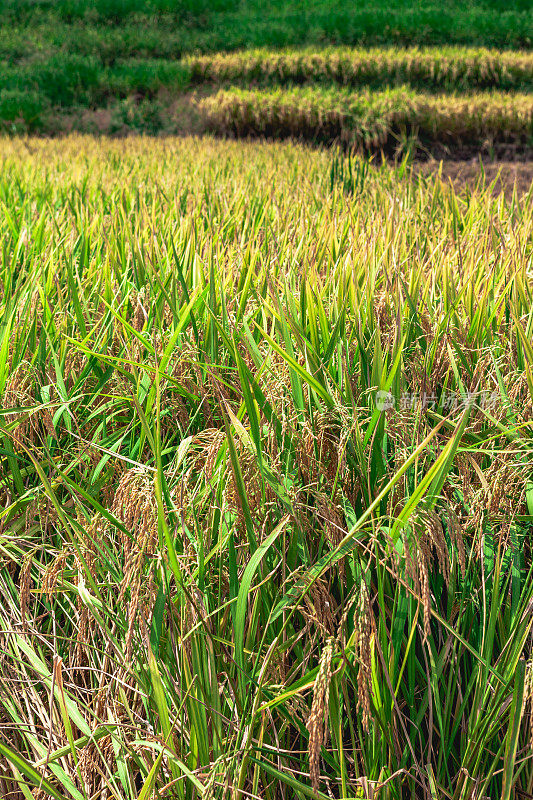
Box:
0 89 46 129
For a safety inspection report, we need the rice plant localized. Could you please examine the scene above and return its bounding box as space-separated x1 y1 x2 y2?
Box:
199 86 533 152
187 46 533 92
0 135 532 799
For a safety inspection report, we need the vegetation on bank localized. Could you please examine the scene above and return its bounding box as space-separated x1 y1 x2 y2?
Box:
0 136 532 799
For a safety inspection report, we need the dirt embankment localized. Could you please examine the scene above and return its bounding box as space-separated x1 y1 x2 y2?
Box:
415 159 533 196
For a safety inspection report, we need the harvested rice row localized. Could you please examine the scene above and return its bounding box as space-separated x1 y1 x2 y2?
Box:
198 87 533 148
186 46 533 92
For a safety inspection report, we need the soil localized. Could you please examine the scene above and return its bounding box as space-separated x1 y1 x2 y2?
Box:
416 159 533 197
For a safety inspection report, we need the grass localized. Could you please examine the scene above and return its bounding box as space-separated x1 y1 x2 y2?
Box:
0 135 532 799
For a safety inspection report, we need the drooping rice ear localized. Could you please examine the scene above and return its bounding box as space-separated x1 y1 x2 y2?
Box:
306 636 334 794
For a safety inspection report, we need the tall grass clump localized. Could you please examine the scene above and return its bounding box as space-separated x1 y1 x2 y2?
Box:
0 135 532 799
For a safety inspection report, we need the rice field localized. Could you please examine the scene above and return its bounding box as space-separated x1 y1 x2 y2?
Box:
185 47 533 91
0 135 532 799
198 86 533 152
2 42 533 153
